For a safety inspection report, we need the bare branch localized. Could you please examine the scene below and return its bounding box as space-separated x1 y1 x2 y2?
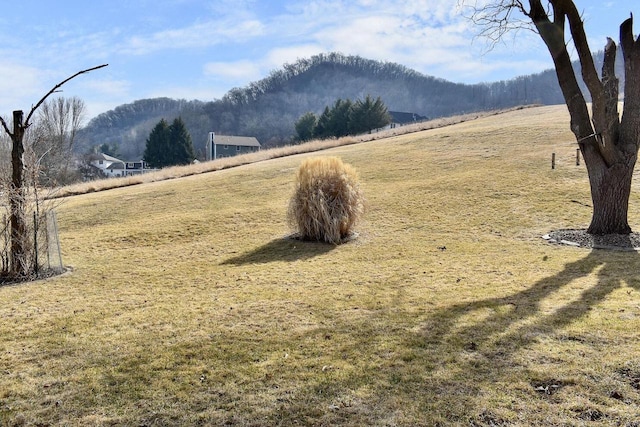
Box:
24 64 108 127
463 0 534 50
620 14 635 60
563 1 601 97
0 116 12 137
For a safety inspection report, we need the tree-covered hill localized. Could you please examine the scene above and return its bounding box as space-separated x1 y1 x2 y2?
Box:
75 98 208 159
76 51 619 159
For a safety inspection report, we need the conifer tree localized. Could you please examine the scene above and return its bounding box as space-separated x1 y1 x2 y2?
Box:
143 119 170 168
169 117 196 165
349 95 391 134
314 106 332 139
143 118 195 168
295 112 317 142
327 98 353 138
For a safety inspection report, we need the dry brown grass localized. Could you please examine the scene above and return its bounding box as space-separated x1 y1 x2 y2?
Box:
1 105 640 426
287 157 364 244
54 106 531 199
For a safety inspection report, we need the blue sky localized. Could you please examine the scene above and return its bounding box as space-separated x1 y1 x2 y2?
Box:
0 0 633 120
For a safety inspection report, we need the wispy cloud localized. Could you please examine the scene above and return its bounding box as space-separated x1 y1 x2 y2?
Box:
0 63 53 115
203 60 263 81
74 77 132 99
0 0 583 119
123 19 265 55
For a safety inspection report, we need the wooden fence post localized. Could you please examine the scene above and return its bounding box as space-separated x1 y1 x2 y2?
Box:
576 148 581 166
552 153 556 169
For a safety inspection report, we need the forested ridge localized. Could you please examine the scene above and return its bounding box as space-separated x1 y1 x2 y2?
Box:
76 51 621 160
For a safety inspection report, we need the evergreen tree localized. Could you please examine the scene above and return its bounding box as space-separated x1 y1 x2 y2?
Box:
143 119 170 168
295 112 317 142
314 106 332 139
311 96 390 140
143 117 195 168
169 117 196 165
349 95 391 134
327 98 353 138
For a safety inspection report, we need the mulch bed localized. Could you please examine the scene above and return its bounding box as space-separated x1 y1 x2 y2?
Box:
544 229 640 251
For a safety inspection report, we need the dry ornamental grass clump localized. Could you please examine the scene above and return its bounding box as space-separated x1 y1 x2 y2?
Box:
287 156 364 244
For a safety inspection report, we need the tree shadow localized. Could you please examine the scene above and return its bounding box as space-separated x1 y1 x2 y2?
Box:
377 237 640 422
413 235 640 406
215 238 640 424
221 236 337 266
423 238 640 359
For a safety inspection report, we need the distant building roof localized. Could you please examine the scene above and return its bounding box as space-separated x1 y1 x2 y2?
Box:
107 162 125 170
88 153 124 163
389 111 428 124
213 135 261 147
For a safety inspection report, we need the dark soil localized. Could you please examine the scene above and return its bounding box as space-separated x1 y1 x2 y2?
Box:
0 267 68 286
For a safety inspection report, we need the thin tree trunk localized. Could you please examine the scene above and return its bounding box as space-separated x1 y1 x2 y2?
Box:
10 110 27 276
0 65 106 279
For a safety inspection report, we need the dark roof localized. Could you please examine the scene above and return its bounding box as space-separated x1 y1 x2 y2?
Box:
108 162 125 170
213 135 261 147
389 111 428 124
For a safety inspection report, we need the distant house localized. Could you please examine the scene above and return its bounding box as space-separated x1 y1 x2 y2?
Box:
88 153 152 178
207 132 261 161
389 111 429 126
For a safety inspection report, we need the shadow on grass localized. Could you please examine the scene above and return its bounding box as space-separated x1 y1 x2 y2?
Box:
233 241 640 425
424 241 640 356
396 238 640 422
53 241 637 425
221 236 336 265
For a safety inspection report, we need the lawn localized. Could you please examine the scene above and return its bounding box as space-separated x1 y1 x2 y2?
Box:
1 105 639 426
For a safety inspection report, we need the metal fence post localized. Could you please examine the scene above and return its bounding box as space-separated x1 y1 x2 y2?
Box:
33 211 38 275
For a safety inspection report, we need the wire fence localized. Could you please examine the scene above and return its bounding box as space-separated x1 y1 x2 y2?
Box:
0 209 64 280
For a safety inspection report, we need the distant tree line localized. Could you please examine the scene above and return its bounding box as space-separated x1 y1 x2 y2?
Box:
295 95 391 141
76 51 621 161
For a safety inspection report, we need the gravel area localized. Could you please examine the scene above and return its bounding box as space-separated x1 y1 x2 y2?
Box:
544 229 640 250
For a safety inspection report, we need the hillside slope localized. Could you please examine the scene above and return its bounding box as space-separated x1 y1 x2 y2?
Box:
2 106 640 425
78 50 626 159
77 53 572 158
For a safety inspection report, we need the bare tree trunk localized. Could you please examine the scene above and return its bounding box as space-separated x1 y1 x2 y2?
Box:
469 1 640 234
0 65 107 279
10 110 27 276
527 1 640 235
583 154 635 234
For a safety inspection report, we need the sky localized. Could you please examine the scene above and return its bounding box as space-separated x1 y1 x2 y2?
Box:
0 0 633 121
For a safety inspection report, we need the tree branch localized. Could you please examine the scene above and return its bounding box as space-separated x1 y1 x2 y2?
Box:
561 1 604 104
466 0 533 50
24 64 108 127
602 37 620 143
0 116 12 137
620 14 640 150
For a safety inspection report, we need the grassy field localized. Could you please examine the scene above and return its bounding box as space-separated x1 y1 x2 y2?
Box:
2 105 640 426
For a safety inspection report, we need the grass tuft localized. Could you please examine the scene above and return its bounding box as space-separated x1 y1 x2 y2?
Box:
287 157 364 244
